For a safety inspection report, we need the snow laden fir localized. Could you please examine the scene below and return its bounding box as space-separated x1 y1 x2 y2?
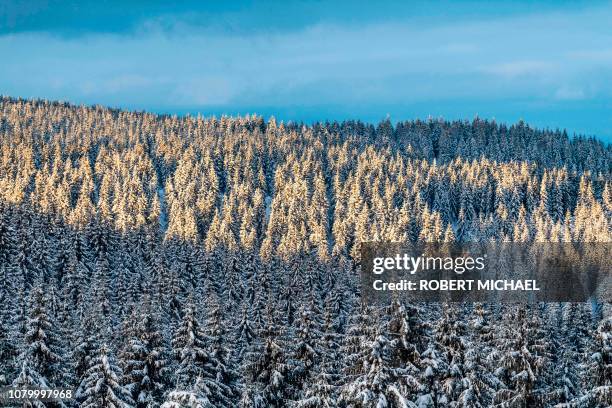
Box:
0 97 610 407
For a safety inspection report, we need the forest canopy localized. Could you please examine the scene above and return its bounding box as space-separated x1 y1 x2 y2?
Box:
0 96 610 407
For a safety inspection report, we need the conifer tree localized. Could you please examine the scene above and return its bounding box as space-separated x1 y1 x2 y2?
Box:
76 344 135 408
235 304 256 363
244 325 292 408
72 311 101 386
291 305 322 390
164 307 235 407
12 285 67 390
340 331 411 407
120 305 170 408
567 317 612 407
492 306 555 406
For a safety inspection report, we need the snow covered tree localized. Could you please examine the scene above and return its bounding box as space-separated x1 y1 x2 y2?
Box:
431 306 467 405
235 304 256 363
244 329 292 408
11 285 67 390
76 343 135 408
566 317 612 407
72 310 102 385
340 331 412 407
204 298 240 405
292 285 343 406
164 307 235 407
290 305 322 393
416 339 451 408
492 306 555 407
120 306 170 407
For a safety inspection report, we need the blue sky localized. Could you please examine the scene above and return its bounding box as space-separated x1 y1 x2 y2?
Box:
1 1 612 141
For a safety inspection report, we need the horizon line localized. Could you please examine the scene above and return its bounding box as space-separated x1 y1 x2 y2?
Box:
1 94 608 145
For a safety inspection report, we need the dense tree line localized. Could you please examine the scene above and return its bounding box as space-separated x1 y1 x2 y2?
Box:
0 97 610 407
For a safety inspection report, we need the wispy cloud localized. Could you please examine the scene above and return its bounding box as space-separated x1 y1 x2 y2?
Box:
554 86 587 101
480 61 556 79
0 2 611 139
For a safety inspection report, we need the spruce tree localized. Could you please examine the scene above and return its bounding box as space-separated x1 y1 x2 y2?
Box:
567 317 612 407
120 306 170 408
164 307 235 407
76 344 135 408
12 285 67 390
492 306 555 406
244 325 292 408
340 331 411 407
